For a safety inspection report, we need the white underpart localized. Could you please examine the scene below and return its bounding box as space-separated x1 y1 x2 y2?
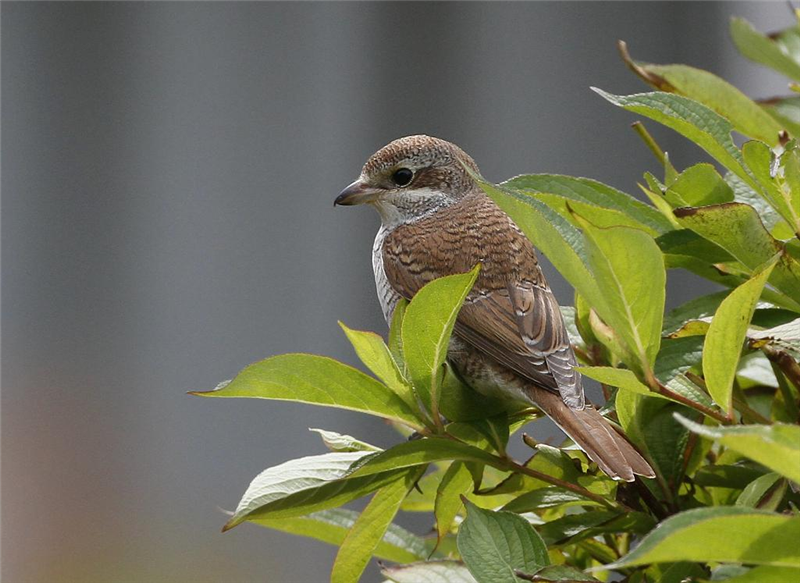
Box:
368 185 451 323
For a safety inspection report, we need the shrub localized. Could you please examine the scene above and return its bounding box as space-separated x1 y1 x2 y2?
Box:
193 14 800 583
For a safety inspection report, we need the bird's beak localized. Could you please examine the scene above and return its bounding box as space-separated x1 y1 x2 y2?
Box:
334 179 381 206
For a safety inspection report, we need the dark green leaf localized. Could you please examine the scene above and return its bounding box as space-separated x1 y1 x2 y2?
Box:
538 510 654 546
501 486 601 513
347 438 504 479
457 499 550 583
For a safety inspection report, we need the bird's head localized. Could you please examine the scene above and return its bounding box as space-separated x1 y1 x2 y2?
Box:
334 135 481 226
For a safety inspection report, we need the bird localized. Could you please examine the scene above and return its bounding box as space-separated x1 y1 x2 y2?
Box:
334 135 654 482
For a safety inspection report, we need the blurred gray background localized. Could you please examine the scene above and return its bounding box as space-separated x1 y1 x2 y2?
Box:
2 2 790 582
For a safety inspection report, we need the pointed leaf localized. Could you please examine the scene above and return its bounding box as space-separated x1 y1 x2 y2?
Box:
703 258 777 413
736 472 785 511
675 415 800 483
402 266 480 413
309 428 382 453
434 462 474 542
574 215 665 373
603 506 800 569
250 507 428 563
502 173 672 234
731 18 800 82
347 438 504 479
223 452 404 530
593 89 755 188
623 54 783 144
339 322 417 410
192 354 422 429
331 468 424 583
457 499 550 583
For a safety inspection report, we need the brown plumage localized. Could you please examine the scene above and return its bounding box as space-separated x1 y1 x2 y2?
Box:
335 135 654 482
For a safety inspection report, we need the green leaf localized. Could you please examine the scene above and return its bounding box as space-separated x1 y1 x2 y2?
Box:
388 298 408 372
593 89 754 187
437 363 509 422
736 472 786 512
576 366 653 396
339 322 416 410
718 565 800 583
192 354 422 429
676 415 800 483
521 191 661 236
623 55 783 145
250 507 428 563
382 560 478 583
331 467 424 583
604 506 800 569
500 486 601 513
532 566 599 582
574 215 665 373
703 258 777 413
662 291 729 336
742 141 800 236
309 428 382 453
731 18 800 82
223 452 405 530
347 438 504 479
761 96 800 137
457 499 550 583
538 510 654 546
673 203 800 309
434 462 474 542
502 173 672 234
664 163 734 207
402 266 480 414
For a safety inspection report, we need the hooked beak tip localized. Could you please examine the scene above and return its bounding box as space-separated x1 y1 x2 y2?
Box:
334 180 379 207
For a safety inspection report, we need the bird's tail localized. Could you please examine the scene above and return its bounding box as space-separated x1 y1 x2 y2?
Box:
528 384 655 482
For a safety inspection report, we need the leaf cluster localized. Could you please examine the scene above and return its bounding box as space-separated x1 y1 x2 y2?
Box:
194 14 800 583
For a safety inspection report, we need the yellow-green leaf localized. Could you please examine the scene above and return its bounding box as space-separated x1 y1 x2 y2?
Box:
703 258 777 414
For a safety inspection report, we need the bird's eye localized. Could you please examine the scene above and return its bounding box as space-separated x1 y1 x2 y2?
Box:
391 168 414 187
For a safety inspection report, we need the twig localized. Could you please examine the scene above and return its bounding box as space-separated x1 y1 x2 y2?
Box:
654 380 731 425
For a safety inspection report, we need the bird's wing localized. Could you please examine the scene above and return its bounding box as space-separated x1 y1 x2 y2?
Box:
455 282 584 408
381 198 584 409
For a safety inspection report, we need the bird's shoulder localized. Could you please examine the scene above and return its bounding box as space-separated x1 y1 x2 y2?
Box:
381 192 544 295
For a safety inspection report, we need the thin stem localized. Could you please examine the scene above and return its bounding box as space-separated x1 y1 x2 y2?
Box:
631 121 667 167
654 380 731 425
506 459 633 513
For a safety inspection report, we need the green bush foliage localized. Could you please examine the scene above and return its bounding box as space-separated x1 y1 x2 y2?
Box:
194 15 800 583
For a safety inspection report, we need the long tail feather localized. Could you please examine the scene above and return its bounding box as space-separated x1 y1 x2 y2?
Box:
528 384 655 482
